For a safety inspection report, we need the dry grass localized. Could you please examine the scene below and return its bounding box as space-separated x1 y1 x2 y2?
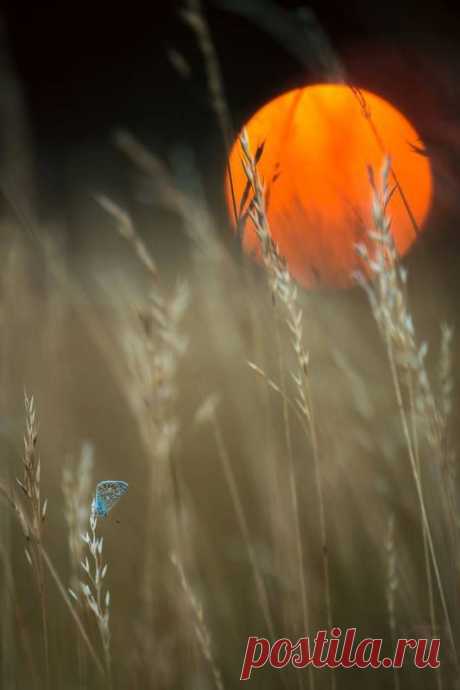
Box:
0 120 458 690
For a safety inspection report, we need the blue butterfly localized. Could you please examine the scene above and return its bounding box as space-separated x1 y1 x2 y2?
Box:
92 480 128 518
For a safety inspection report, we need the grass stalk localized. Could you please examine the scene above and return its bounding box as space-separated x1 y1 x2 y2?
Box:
237 130 335 684
356 158 457 665
205 403 275 639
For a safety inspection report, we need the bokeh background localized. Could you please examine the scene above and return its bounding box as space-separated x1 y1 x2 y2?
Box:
0 1 459 689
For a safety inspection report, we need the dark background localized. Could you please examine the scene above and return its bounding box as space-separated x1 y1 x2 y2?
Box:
1 0 460 260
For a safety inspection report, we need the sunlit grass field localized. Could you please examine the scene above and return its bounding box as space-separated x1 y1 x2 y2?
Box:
0 120 458 690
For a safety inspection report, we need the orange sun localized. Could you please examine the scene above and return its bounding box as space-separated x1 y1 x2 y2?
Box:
225 84 433 289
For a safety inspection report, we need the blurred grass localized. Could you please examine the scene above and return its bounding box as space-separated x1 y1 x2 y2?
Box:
0 161 457 690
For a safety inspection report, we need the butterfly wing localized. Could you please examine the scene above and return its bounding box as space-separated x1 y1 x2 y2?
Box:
96 480 128 515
